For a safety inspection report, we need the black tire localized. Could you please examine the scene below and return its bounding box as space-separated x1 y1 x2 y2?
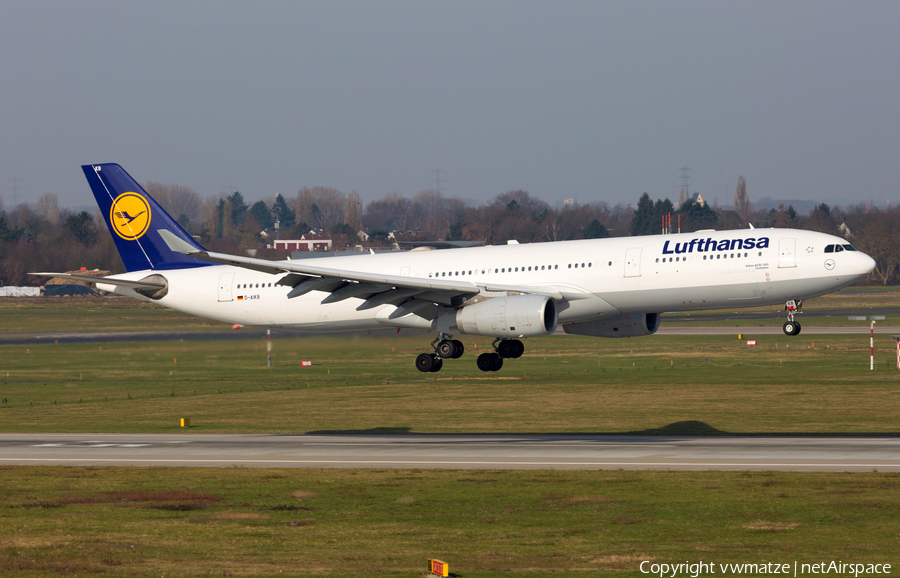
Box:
430 358 443 372
783 321 796 336
451 339 464 359
489 353 504 372
497 340 516 358
511 339 524 358
793 321 802 336
476 352 494 372
415 353 435 372
437 340 455 358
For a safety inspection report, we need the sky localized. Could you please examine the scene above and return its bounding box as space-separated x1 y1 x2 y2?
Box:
1 1 898 210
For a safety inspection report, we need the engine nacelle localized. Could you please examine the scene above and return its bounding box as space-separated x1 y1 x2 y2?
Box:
563 313 660 338
456 294 558 338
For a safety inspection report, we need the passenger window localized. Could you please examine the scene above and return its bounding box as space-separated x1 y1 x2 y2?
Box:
608 261 612 266
703 255 707 260
588 263 592 267
824 245 834 253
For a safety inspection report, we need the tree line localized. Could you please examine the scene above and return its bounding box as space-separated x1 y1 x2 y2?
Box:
2 176 899 287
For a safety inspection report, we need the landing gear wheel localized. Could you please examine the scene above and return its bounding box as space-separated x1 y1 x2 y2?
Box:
783 321 801 336
489 353 504 372
497 340 517 358
415 353 437 372
430 357 443 372
476 352 494 372
437 340 456 358
511 339 524 358
450 339 464 359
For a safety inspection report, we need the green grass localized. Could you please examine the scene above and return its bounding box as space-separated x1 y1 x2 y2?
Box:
0 296 231 333
2 298 900 577
1 333 898 435
1 467 897 577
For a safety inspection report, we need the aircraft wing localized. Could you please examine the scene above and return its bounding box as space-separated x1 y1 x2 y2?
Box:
158 230 568 313
30 272 166 290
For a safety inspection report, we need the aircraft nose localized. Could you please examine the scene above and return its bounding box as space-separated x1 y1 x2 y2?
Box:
859 252 877 276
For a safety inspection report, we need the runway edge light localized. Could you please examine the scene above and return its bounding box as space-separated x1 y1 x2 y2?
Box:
427 558 449 577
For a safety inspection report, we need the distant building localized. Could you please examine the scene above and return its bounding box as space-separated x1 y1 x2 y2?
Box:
270 236 332 251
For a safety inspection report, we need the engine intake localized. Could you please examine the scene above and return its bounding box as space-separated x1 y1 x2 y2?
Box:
456 294 558 338
563 313 660 338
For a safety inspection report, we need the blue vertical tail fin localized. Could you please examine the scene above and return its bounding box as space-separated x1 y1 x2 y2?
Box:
83 163 212 272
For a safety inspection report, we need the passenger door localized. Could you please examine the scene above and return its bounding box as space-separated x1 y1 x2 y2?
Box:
218 273 234 302
778 238 796 268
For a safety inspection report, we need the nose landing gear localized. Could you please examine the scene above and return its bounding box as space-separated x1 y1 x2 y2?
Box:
783 299 803 336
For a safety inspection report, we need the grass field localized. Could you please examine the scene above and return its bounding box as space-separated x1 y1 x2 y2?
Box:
1 467 897 577
2 298 899 577
0 296 231 334
1 332 898 435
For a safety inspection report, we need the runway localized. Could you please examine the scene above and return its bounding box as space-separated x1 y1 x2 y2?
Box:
1 433 898 471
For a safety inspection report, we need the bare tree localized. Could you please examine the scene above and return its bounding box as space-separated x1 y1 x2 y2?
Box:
734 176 752 222
852 207 900 284
344 190 363 232
144 182 202 223
296 187 346 230
36 193 59 218
363 193 412 232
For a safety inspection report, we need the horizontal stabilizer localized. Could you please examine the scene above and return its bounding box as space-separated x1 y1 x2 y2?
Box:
30 272 166 290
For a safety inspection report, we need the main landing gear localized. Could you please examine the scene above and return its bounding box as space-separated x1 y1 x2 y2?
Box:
415 334 464 373
475 338 524 373
782 299 803 336
414 334 525 373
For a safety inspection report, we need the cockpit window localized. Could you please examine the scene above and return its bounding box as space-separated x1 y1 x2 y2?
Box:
843 244 857 251
824 244 834 253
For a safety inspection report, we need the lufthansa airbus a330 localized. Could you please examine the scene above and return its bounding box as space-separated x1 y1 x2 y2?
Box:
36 164 876 373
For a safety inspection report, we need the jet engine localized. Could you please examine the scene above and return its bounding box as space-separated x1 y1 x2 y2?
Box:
456 294 558 338
563 313 660 338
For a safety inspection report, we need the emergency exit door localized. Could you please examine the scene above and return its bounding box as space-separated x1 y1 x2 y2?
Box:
624 248 642 277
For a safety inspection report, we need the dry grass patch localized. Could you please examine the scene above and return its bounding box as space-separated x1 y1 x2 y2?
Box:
289 489 319 499
742 521 800 531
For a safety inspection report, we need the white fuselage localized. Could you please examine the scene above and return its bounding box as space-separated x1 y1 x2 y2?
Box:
98 229 875 334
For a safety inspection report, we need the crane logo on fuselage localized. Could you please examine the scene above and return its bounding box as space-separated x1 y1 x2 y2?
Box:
109 192 152 241
662 236 770 255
